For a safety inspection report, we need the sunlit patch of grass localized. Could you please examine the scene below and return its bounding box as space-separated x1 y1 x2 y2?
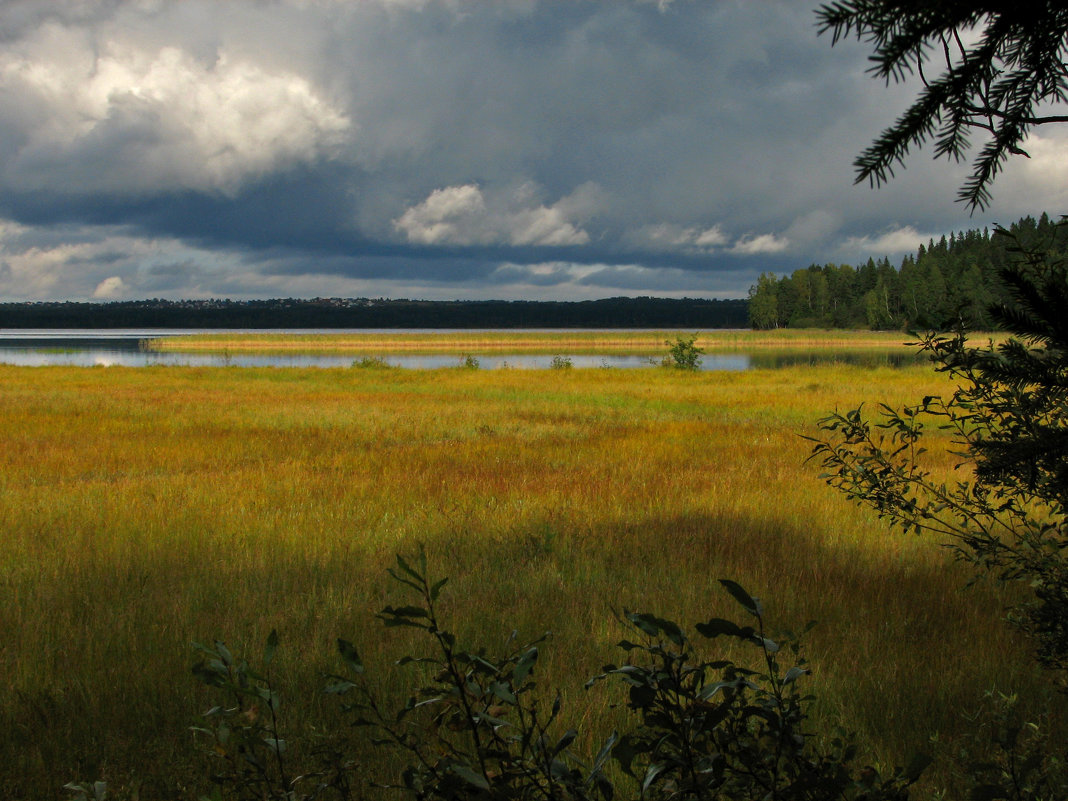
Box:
0 358 1052 797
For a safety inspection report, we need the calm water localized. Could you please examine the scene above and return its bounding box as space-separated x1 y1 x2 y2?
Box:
0 329 918 370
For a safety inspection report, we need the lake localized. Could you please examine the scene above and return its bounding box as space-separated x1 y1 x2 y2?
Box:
0 329 920 369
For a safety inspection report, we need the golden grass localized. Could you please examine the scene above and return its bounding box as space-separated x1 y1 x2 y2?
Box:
0 356 1052 798
144 328 1004 355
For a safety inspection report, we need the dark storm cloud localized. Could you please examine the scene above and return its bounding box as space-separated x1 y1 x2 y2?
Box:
0 0 1063 301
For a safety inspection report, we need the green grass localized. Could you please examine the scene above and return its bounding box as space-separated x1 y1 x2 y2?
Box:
0 355 1055 798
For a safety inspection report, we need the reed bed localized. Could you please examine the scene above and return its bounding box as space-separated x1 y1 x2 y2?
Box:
145 328 983 355
0 356 1053 798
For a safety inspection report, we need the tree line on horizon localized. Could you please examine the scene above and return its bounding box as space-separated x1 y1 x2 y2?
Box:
0 295 749 329
748 213 1067 330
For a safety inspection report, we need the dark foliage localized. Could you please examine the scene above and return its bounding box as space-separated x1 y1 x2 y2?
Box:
179 553 923 801
807 223 1068 679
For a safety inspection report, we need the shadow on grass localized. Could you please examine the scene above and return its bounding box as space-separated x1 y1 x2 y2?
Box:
1 509 1058 799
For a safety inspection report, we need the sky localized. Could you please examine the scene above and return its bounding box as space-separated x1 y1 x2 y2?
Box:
0 0 1066 303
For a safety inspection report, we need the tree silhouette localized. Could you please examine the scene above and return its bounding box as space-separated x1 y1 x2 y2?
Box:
817 2 1068 211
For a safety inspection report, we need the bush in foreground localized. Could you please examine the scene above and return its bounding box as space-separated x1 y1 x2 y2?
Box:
151 552 921 801
65 551 1068 799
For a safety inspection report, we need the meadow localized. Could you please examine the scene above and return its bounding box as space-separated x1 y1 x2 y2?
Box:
0 334 1055 798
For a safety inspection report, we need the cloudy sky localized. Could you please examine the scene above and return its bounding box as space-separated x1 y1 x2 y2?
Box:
0 0 1065 302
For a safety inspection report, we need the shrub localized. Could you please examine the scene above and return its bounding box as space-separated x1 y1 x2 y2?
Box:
663 336 703 370
550 355 573 370
191 632 357 800
352 356 392 369
942 690 1068 801
179 552 923 801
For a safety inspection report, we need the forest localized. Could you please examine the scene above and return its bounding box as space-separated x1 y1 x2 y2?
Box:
747 213 1068 330
0 295 747 329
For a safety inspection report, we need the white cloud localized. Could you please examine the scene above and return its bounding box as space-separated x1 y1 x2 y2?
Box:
998 131 1068 210
729 233 789 255
92 276 128 299
393 183 592 246
783 210 842 247
623 223 729 252
0 28 351 195
0 217 248 299
490 260 601 285
693 225 729 248
839 226 928 257
624 224 695 250
486 260 748 299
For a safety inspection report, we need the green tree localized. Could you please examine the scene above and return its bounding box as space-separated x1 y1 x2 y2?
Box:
812 270 831 323
922 261 950 327
898 255 925 324
816 2 1068 210
824 264 861 327
776 273 801 328
863 277 894 330
956 263 995 329
790 268 813 324
748 272 780 329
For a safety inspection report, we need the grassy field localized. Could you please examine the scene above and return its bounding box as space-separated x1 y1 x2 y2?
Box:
0 345 1055 798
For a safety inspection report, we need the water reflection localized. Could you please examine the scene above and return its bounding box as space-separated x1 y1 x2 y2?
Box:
745 350 922 368
0 331 921 370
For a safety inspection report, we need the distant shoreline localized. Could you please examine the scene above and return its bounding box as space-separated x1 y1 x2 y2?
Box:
0 296 749 329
